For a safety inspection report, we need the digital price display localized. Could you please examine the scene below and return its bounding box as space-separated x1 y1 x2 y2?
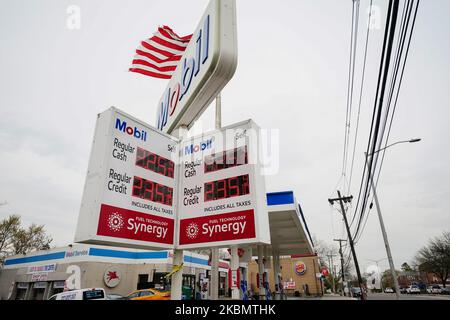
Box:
75 109 270 251
132 176 173 206
204 146 248 173
204 174 250 202
136 147 175 178
75 107 178 250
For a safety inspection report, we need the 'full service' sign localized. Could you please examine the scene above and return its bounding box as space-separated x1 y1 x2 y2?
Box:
75 109 270 250
156 0 238 134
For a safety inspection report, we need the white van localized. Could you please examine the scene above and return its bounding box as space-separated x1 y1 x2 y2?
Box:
48 288 107 300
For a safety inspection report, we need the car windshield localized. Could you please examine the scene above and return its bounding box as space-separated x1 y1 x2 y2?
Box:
83 289 105 300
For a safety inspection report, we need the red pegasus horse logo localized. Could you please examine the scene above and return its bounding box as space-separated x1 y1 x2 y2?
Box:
106 271 119 283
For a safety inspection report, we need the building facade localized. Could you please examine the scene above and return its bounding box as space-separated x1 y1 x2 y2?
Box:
248 254 323 297
0 244 229 300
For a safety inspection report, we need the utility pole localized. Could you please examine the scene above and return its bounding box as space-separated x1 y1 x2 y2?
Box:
326 252 337 294
334 239 347 296
328 190 366 300
365 153 401 300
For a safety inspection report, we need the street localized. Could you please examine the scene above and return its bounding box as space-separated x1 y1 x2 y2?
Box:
367 293 450 301
287 293 450 301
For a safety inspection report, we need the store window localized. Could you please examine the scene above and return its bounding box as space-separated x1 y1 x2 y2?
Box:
30 282 47 300
137 274 150 290
15 283 28 300
153 272 170 291
50 281 66 297
182 275 195 300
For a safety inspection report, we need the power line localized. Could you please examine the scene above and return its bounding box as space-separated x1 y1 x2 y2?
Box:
371 0 420 196
347 0 373 196
350 0 396 233
373 0 412 158
355 0 410 242
352 0 400 242
342 0 361 178
354 0 420 244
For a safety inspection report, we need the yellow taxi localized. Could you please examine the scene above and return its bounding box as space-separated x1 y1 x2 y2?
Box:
126 289 171 300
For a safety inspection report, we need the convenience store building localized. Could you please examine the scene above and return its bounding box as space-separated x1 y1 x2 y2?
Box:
0 244 227 300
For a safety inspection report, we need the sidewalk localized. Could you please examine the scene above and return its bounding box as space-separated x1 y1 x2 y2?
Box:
287 294 357 300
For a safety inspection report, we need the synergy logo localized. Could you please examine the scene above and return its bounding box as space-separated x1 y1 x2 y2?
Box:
98 205 174 245
179 210 256 245
184 139 213 155
115 118 147 142
186 222 199 239
107 213 124 232
157 15 210 131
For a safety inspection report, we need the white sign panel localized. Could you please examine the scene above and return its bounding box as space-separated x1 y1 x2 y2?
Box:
177 120 270 249
156 0 238 133
31 273 48 282
27 264 56 274
74 107 179 249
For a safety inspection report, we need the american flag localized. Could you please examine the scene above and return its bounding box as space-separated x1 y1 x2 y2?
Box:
129 26 192 79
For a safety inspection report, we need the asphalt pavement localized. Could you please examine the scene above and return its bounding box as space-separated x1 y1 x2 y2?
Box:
286 293 450 300
367 292 450 300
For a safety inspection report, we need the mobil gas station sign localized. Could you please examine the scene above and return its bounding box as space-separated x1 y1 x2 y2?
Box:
156 0 238 134
177 120 270 249
74 0 269 251
75 110 270 250
74 108 179 249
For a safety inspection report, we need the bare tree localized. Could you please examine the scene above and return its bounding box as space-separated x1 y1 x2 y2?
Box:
0 215 52 265
415 231 450 288
312 236 337 267
13 224 52 255
0 215 21 262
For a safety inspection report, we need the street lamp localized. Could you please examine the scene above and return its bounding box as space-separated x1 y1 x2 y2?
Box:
369 139 421 155
365 138 421 300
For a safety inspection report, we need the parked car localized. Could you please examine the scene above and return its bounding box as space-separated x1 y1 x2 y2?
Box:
106 293 128 300
399 287 407 294
427 285 442 294
126 288 171 300
48 288 107 300
406 285 421 294
350 287 362 298
384 287 394 293
441 287 450 295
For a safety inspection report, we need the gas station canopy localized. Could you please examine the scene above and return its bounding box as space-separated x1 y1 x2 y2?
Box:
257 191 315 256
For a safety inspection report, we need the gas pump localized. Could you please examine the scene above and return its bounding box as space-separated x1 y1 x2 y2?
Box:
239 267 249 300
240 279 248 300
278 274 286 300
263 271 271 300
200 277 209 300
257 272 271 300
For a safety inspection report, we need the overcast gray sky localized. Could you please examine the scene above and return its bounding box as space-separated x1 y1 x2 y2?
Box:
1 0 449 273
